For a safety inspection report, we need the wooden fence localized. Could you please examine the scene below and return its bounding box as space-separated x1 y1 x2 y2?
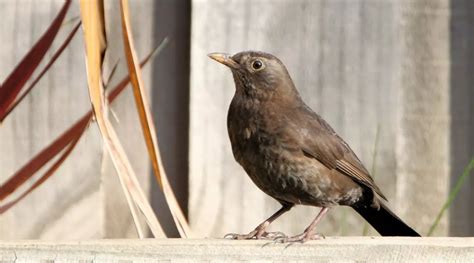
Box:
0 0 472 240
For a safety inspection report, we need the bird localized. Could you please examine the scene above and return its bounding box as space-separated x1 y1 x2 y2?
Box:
208 51 421 242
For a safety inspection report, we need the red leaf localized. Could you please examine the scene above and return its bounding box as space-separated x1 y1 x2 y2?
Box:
0 0 72 121
0 113 91 202
0 41 165 208
0 131 83 214
0 21 81 122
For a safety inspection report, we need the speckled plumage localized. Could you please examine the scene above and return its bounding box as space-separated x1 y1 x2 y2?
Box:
227 51 374 209
228 90 367 208
209 51 420 241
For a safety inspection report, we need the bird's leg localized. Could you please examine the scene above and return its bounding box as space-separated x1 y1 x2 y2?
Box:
278 207 330 243
225 204 293 240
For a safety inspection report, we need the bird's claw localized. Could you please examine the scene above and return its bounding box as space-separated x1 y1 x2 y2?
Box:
261 231 287 239
224 233 239 239
224 230 288 240
274 232 325 243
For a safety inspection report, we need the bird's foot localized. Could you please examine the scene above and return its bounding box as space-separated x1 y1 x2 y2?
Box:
274 232 325 243
224 231 257 240
261 231 288 239
224 230 287 240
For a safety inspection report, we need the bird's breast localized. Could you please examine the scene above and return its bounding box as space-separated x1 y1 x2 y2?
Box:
227 104 316 203
227 100 364 207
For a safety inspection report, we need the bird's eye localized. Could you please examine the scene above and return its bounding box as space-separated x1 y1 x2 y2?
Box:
252 60 263 71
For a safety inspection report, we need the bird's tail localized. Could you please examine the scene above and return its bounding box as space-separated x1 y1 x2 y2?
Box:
353 203 420 236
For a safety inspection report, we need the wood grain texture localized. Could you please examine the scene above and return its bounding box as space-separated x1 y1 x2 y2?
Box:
0 238 473 262
1 0 471 240
397 0 451 236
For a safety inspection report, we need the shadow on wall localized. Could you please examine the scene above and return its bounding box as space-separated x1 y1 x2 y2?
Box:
150 0 191 237
449 0 474 237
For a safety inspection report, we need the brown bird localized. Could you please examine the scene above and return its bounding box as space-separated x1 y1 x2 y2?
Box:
208 51 420 242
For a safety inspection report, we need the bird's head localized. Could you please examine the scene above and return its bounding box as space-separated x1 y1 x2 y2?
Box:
208 51 299 100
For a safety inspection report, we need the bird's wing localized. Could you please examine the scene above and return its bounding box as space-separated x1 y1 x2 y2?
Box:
286 106 387 200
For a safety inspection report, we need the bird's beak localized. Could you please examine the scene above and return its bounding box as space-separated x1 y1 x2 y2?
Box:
208 53 240 69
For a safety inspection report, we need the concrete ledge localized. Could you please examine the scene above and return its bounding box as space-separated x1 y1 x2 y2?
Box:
1 237 473 262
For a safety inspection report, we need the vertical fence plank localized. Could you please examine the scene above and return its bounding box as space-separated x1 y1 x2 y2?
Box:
449 0 474 237
397 0 451 236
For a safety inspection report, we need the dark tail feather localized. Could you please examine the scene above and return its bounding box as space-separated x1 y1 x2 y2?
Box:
353 203 421 236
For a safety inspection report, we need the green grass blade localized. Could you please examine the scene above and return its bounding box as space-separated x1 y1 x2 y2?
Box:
427 157 474 236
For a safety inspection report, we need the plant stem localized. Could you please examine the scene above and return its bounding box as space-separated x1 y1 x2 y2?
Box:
427 157 474 236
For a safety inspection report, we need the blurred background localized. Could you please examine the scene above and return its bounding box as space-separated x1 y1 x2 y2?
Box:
0 0 472 240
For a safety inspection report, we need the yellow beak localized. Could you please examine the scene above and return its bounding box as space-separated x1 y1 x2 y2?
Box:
208 53 240 69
